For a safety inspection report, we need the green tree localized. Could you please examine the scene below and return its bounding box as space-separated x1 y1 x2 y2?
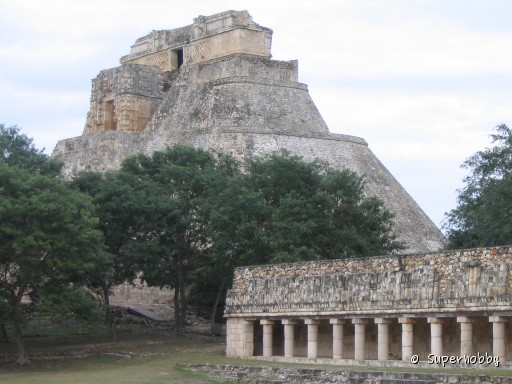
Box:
70 171 141 337
444 124 512 248
245 152 402 262
192 152 402 334
0 124 62 176
193 158 267 334
0 163 104 365
120 146 227 332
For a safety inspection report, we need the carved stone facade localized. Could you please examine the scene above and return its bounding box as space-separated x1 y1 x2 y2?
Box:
84 65 163 133
225 246 512 367
52 10 446 255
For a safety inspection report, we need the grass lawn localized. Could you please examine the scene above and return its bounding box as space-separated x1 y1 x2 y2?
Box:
0 332 239 384
1 330 512 383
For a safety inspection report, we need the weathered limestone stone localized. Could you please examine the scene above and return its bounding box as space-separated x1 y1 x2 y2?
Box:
183 364 512 383
52 9 445 254
109 275 173 305
330 319 345 359
375 318 392 361
399 317 415 362
428 318 444 356
490 316 506 364
352 319 368 360
458 316 475 356
260 319 274 357
282 319 298 358
305 319 320 359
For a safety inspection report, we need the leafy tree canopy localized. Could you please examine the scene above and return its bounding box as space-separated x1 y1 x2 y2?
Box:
70 171 143 336
244 151 402 262
119 145 230 331
444 124 512 248
0 124 62 177
191 151 402 333
0 151 104 364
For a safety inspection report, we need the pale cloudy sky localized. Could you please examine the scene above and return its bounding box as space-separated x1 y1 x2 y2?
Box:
1 0 511 229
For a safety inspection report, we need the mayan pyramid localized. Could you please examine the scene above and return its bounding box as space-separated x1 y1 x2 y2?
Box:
52 10 445 253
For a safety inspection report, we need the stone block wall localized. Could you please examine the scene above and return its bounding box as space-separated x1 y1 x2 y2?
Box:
226 317 255 357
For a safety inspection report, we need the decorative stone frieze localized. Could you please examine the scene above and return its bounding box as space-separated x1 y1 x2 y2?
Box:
227 246 512 317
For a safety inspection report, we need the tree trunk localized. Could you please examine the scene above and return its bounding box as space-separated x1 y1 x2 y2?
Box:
103 286 116 340
210 275 226 335
1 322 8 342
173 281 180 332
14 327 30 366
12 285 29 365
174 256 187 332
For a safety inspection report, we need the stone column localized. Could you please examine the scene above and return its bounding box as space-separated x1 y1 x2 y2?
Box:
457 317 474 356
305 319 320 359
261 319 274 357
490 316 506 364
330 319 345 359
282 319 298 358
375 318 392 361
399 318 415 362
428 317 444 356
352 319 368 360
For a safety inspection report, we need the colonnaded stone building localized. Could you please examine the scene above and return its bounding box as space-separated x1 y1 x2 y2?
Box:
52 10 445 257
225 246 512 366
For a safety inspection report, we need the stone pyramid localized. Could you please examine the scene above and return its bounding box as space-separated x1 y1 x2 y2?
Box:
52 10 445 253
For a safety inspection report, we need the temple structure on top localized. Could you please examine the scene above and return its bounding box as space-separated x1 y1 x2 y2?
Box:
52 10 445 255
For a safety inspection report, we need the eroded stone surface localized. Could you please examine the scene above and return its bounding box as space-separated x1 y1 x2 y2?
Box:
226 246 512 317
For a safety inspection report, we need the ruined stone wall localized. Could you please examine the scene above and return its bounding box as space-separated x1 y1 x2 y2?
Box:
52 132 140 179
108 277 173 306
226 246 512 317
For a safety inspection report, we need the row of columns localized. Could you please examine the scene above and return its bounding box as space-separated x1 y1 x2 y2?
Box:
259 315 507 363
